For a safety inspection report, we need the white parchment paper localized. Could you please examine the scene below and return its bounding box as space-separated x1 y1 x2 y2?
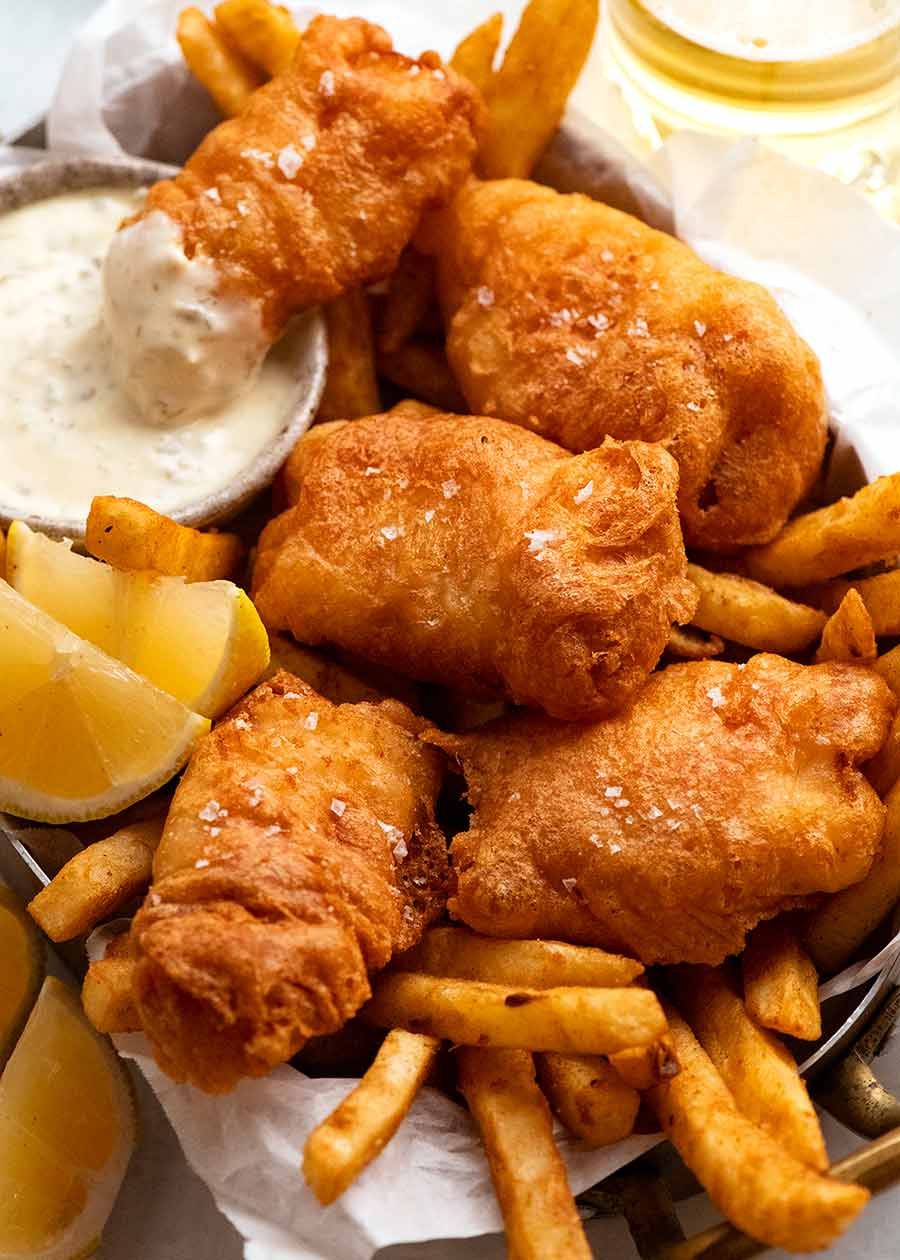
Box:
37 3 900 1258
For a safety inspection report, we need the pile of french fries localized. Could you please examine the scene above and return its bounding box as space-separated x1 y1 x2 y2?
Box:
13 0 900 1252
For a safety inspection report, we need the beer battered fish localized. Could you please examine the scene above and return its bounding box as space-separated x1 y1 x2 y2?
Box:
427 655 893 965
427 179 827 551
132 672 446 1093
252 403 697 721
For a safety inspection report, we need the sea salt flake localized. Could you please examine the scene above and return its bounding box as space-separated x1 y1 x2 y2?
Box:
610 842 623 853
627 317 649 337
723 332 734 342
195 858 210 869
241 147 273 168
432 67 445 80
398 477 410 490
694 320 707 338
198 799 220 822
265 825 282 836
277 144 303 179
203 187 221 203
237 200 250 217
476 286 494 308
286 766 298 776
691 803 704 819
549 307 579 326
424 509 435 523
601 248 614 262
565 347 587 366
233 717 251 730
380 524 405 541
667 819 681 830
319 69 335 96
586 313 609 333
524 528 561 558
589 833 601 846
649 280 660 290
408 64 421 76
509 791 521 802
393 837 408 859
686 401 701 412
246 784 264 808
365 465 381 476
574 480 594 505
301 133 317 151
303 711 318 730
330 798 346 817
605 786 623 798
707 686 726 708
646 805 663 820
599 806 610 817
442 479 459 499
614 798 630 808
562 877 578 894
284 691 302 700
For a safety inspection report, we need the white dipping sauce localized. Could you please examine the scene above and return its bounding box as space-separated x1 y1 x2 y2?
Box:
0 188 302 525
104 210 268 426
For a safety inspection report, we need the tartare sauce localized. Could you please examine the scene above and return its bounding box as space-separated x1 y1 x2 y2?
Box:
0 188 302 526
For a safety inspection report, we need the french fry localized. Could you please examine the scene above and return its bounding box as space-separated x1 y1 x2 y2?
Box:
875 643 900 696
666 624 725 660
214 0 300 76
377 342 467 412
396 926 643 988
450 12 504 97
744 472 900 587
316 290 381 422
804 780 900 974
176 7 264 118
86 496 244 580
361 973 666 1055
814 588 876 663
802 569 900 637
28 819 163 942
82 938 141 1035
742 918 822 1041
303 1029 439 1204
458 1046 592 1260
536 1053 639 1148
687 563 825 653
647 1006 868 1252
377 250 436 354
0 527 5 581
608 1036 679 1091
478 0 599 179
669 965 826 1170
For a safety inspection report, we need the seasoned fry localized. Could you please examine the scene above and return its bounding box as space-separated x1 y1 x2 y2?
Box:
608 1036 679 1091
478 0 599 179
744 472 900 587
815 588 877 663
316 290 381 421
804 780 900 974
396 926 643 988
742 918 821 1041
0 527 5 581
450 12 504 96
666 624 725 660
802 570 900 637
362 973 666 1054
458 1047 592 1260
867 713 900 797
28 819 164 942
688 563 825 653
176 7 263 118
377 342 467 412
647 1006 868 1252
669 965 826 1170
86 496 244 580
82 939 141 1035
377 250 436 354
536 1053 639 1148
303 1029 440 1204
214 0 300 76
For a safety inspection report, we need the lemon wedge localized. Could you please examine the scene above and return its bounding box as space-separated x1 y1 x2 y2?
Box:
7 521 269 718
0 580 209 823
0 976 136 1260
0 886 44 1068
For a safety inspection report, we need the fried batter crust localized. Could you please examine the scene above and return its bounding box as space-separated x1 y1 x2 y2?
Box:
132 672 446 1093
427 655 893 965
129 16 483 332
428 179 827 551
252 406 697 721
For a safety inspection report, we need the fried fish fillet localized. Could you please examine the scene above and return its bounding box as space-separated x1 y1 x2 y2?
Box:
426 179 827 551
132 672 446 1092
427 655 893 965
252 404 697 721
104 16 483 422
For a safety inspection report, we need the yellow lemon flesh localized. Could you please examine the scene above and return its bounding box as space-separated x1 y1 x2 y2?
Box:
0 581 209 823
0 886 44 1067
7 521 269 719
0 976 136 1260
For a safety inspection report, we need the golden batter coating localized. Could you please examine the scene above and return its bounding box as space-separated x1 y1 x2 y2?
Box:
427 655 893 966
129 16 483 334
252 405 697 721
132 672 446 1093
427 179 827 551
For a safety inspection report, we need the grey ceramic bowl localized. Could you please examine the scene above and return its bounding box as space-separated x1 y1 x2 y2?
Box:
0 156 327 540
